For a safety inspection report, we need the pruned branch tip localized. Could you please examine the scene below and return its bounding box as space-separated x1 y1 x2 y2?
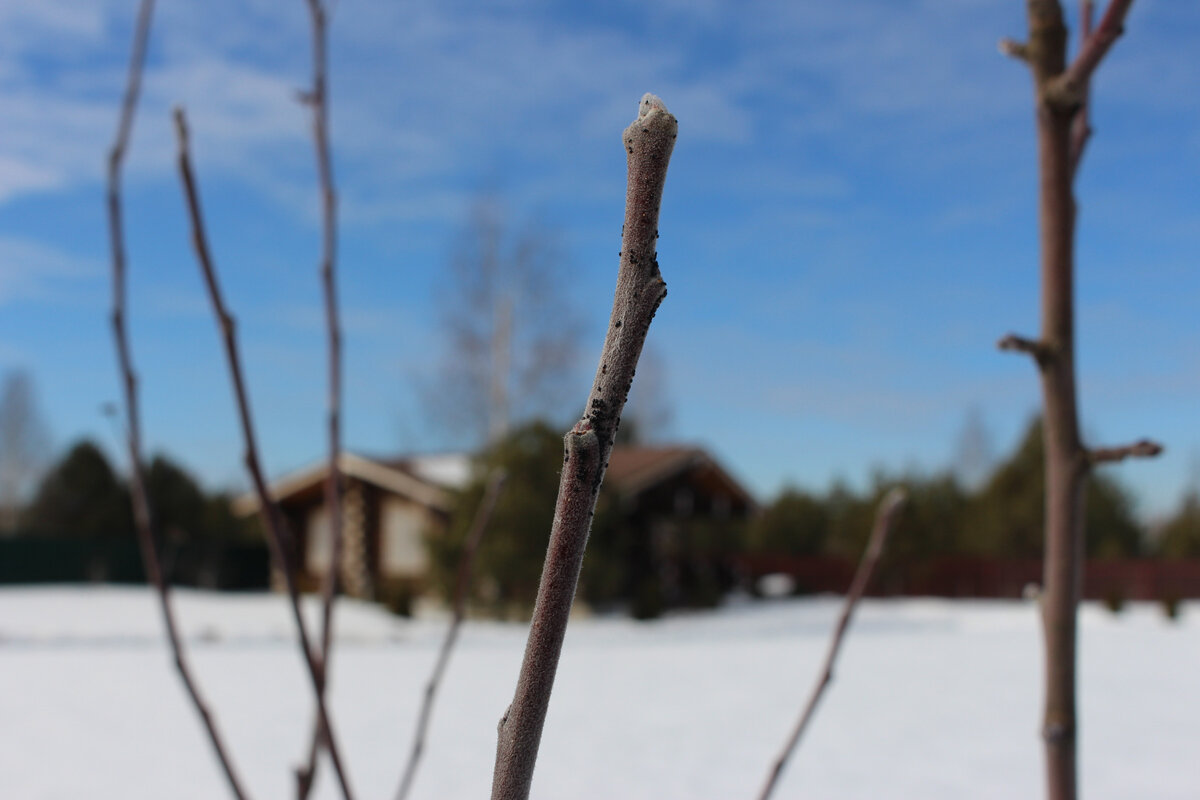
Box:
490 93 677 800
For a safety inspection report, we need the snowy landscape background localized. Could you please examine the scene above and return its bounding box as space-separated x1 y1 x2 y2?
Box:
2 587 1196 799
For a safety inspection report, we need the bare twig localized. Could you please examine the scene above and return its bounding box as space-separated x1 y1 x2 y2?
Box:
1088 439 1163 465
756 488 907 800
997 333 1053 364
106 4 252 799
173 107 356 800
294 1 344 795
1068 0 1096 176
1049 0 1134 105
490 93 677 800
395 470 507 800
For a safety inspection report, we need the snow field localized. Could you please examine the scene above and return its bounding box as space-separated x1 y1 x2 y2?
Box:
0 587 1196 799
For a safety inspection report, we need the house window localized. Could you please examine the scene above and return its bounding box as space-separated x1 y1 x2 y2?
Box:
307 506 332 574
381 498 428 577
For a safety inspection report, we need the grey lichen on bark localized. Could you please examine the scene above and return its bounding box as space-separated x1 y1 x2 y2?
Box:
490 93 677 800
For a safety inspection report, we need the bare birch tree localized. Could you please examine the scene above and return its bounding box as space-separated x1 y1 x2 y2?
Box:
998 2 1160 798
426 196 581 446
0 369 50 530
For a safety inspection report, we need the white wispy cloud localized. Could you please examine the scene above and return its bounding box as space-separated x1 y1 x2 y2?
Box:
0 237 98 305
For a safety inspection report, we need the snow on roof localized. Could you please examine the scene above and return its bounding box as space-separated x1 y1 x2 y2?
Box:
401 452 472 491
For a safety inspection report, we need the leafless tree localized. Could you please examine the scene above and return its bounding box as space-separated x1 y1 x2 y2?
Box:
952 406 994 490
0 369 51 530
426 196 582 446
998 2 1159 798
490 93 677 800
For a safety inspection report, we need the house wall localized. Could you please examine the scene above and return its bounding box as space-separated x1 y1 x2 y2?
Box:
306 505 332 575
378 495 432 579
618 466 751 615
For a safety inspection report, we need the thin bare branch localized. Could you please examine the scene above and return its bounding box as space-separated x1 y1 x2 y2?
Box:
1068 0 1096 176
294 1 344 795
106 4 252 799
173 107 356 800
1047 0 1135 106
490 93 677 800
396 470 507 800
1080 0 1095 42
1088 439 1163 465
997 333 1053 364
757 488 907 800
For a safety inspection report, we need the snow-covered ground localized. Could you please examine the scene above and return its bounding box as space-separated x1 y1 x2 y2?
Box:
1 587 1196 799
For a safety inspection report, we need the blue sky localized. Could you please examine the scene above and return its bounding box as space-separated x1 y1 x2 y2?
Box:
1 0 1197 518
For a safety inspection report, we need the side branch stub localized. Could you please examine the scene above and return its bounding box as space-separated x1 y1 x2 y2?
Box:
998 333 1054 366
1088 439 1163 466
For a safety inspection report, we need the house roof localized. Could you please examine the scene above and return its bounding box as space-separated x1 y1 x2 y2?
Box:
379 452 471 491
605 445 757 509
234 444 755 516
231 452 459 517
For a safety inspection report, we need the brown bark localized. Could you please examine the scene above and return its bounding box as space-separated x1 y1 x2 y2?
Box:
1000 3 1154 798
395 470 507 800
106 3 252 798
490 93 676 800
757 489 907 800
295 1 344 795
174 108 356 800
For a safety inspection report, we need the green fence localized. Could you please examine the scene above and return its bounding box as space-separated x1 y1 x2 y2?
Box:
0 536 269 590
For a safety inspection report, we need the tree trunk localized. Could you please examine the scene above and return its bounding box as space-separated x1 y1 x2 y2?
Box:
1030 11 1086 798
1000 3 1150 797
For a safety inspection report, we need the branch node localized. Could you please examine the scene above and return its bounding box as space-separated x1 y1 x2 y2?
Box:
1044 76 1087 109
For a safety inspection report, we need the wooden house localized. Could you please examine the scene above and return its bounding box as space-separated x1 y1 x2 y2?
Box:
235 445 755 611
